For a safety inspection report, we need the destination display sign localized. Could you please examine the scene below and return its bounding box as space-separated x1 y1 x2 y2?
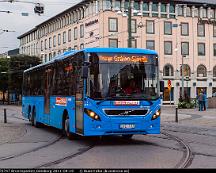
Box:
99 54 148 63
114 101 140 106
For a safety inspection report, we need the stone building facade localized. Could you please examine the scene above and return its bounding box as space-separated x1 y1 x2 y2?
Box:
18 0 216 104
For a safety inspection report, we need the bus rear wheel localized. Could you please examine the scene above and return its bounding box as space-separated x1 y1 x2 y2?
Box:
63 116 74 140
122 134 133 139
31 109 40 128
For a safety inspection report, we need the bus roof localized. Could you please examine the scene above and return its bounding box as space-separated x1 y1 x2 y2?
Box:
24 48 158 73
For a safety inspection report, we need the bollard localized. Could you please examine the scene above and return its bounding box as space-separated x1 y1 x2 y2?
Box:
4 108 7 123
175 107 178 123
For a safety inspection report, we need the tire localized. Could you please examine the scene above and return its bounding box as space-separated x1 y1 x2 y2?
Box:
122 134 133 139
31 108 40 128
63 115 74 140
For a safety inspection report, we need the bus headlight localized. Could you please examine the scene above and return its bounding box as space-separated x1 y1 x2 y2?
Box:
84 108 101 121
151 109 161 120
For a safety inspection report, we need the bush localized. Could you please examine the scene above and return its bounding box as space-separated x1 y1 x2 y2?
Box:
178 97 196 109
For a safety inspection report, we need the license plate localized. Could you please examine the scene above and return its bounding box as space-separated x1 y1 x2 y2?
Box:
120 124 135 129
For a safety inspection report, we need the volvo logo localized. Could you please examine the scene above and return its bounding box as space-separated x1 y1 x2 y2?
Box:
118 110 133 116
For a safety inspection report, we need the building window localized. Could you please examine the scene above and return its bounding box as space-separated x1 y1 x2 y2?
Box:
68 29 71 42
164 21 172 35
109 18 118 32
41 40 43 51
163 64 174 76
194 8 199 17
143 2 149 16
181 42 189 55
169 3 175 18
178 5 183 16
74 27 78 40
213 66 216 77
146 20 154 34
161 3 167 18
164 41 172 55
109 38 118 48
180 64 191 77
104 0 112 10
214 44 216 56
133 1 140 11
80 24 84 38
152 3 158 17
114 0 121 11
63 31 66 44
198 43 205 56
74 45 78 50
146 40 155 50
80 43 84 49
197 24 205 37
213 25 216 37
49 53 52 61
197 64 207 77
49 37 52 48
58 34 61 45
181 23 189 36
131 19 137 33
186 7 191 17
131 39 137 48
202 8 207 18
53 35 56 47
45 39 47 50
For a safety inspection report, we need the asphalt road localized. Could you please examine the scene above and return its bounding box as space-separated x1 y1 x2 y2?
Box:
0 106 215 168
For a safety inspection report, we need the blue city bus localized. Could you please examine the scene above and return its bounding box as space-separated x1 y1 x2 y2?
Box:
22 48 163 139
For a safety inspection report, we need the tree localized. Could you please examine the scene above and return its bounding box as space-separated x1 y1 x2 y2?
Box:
0 58 9 104
8 55 41 103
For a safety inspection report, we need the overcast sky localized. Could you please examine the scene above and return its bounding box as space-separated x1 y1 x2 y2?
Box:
0 0 81 54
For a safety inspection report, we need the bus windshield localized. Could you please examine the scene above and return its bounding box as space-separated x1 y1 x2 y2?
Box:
88 52 160 100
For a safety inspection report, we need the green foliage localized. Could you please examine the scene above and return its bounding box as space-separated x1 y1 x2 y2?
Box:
0 58 9 92
9 55 41 95
178 98 196 109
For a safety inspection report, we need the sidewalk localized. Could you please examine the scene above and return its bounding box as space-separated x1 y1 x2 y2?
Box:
0 105 26 144
161 105 216 128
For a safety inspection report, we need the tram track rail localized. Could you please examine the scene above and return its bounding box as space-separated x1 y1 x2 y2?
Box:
161 130 194 168
0 107 194 168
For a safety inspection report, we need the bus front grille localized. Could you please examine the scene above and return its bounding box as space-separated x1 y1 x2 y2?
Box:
104 109 148 116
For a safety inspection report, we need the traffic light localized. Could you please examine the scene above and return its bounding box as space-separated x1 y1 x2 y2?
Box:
34 3 44 15
167 80 172 92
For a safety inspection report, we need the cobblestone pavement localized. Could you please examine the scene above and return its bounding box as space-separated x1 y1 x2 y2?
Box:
0 105 26 144
0 105 216 144
161 105 216 128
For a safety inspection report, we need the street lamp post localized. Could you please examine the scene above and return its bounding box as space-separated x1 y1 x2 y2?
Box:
181 55 186 100
128 0 132 48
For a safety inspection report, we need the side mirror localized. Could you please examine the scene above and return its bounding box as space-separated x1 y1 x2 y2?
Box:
160 81 164 92
81 66 89 78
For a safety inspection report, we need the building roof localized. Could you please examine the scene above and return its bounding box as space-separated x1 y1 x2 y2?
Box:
176 0 216 4
17 27 37 39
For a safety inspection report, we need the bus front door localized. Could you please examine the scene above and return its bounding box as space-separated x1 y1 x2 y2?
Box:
43 69 51 125
75 79 84 135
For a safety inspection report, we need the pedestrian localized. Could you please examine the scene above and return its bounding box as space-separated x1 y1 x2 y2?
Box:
203 92 207 111
197 91 204 111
